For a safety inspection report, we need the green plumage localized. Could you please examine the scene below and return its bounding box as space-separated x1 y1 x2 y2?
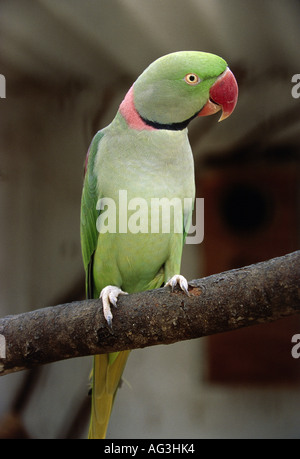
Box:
80 51 235 438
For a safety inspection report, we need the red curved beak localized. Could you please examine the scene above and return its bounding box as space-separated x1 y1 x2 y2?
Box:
198 67 238 122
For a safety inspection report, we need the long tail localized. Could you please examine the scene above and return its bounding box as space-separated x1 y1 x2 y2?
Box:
88 350 130 439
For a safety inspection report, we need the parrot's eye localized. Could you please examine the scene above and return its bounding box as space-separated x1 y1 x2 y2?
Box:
184 73 201 85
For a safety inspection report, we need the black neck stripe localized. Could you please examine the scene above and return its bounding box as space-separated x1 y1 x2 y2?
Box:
139 110 200 131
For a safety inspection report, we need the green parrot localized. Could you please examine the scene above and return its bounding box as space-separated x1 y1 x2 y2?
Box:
80 51 238 439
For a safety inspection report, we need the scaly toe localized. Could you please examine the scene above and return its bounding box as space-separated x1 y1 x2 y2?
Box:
165 275 189 295
100 286 128 327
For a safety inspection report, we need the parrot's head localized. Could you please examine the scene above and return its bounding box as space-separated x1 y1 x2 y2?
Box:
122 51 238 130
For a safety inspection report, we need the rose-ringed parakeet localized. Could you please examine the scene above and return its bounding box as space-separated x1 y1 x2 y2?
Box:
80 51 238 439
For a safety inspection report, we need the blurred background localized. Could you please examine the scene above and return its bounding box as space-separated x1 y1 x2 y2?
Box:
0 0 300 439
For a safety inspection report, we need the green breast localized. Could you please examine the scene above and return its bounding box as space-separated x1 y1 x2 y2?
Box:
92 115 195 295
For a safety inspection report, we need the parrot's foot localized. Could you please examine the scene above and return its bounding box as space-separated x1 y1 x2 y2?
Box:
100 286 128 327
165 275 189 296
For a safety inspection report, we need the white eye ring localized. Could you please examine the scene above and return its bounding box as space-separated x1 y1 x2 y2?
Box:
184 73 201 85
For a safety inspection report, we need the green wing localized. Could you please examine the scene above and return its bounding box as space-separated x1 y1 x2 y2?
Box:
80 130 104 298
80 130 131 440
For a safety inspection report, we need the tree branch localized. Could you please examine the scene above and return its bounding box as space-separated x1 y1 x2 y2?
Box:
0 251 299 376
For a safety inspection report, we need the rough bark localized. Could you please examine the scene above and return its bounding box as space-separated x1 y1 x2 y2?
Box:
0 251 299 376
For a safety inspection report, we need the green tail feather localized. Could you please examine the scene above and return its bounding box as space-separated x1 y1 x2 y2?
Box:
88 350 131 439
